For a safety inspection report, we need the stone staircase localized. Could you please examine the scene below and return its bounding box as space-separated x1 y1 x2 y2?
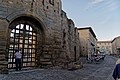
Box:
40 51 53 68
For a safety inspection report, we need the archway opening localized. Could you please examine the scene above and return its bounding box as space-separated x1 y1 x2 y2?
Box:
8 16 44 69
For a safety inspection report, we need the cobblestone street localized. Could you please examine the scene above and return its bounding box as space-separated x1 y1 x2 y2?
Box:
0 55 117 80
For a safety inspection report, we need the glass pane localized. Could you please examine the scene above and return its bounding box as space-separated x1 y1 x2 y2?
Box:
32 58 35 61
29 32 32 35
16 25 20 29
20 24 24 29
16 30 19 33
28 58 31 61
23 58 27 62
31 62 35 66
20 31 23 34
20 40 23 43
11 29 15 33
10 33 14 37
30 26 32 31
26 25 29 30
33 33 36 36
33 36 36 40
32 54 35 57
33 41 36 44
23 63 27 66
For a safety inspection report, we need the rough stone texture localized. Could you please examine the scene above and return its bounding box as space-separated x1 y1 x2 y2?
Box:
0 19 9 74
78 27 97 58
111 36 120 55
0 55 116 80
0 0 80 73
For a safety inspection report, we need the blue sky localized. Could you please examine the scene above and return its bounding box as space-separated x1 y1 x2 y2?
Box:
62 0 120 41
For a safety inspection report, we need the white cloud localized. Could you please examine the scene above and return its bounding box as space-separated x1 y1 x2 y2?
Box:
91 0 104 4
88 0 120 12
106 0 120 11
99 15 112 25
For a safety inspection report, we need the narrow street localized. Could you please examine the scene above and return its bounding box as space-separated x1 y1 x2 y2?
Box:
0 55 117 80
79 55 117 80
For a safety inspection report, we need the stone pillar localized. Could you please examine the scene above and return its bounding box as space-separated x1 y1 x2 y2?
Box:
0 19 9 74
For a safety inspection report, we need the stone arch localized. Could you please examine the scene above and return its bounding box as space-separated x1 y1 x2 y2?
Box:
7 15 45 69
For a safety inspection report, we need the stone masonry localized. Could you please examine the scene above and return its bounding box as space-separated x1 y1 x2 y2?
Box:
0 0 80 73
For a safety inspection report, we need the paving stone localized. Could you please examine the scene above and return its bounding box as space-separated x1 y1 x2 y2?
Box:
0 55 117 80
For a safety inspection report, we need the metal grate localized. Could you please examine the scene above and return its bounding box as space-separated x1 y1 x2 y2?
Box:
8 23 37 69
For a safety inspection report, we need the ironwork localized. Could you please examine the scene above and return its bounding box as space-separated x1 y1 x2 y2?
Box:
8 23 37 69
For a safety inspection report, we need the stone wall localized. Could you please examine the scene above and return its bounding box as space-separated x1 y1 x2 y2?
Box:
0 20 9 73
78 27 97 58
61 11 80 64
112 36 120 55
78 29 89 56
0 0 80 73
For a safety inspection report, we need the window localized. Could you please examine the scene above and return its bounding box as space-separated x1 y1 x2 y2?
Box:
49 0 54 5
8 23 37 69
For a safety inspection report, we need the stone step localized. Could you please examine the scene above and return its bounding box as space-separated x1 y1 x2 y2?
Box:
43 55 52 59
41 62 52 65
40 59 51 62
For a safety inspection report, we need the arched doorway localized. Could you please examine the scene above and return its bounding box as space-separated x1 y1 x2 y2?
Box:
8 16 44 69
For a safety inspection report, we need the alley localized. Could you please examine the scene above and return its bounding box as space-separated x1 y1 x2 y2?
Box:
0 55 117 80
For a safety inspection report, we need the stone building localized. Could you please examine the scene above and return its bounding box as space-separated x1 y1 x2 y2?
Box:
0 0 80 73
97 41 112 55
111 36 120 55
60 10 80 64
77 27 97 60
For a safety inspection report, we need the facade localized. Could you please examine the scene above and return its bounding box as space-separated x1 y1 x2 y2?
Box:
97 41 112 55
111 36 120 55
61 11 80 63
0 0 80 73
77 27 97 60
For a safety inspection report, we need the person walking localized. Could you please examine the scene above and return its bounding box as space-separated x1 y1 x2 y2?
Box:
15 49 22 71
113 55 120 80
